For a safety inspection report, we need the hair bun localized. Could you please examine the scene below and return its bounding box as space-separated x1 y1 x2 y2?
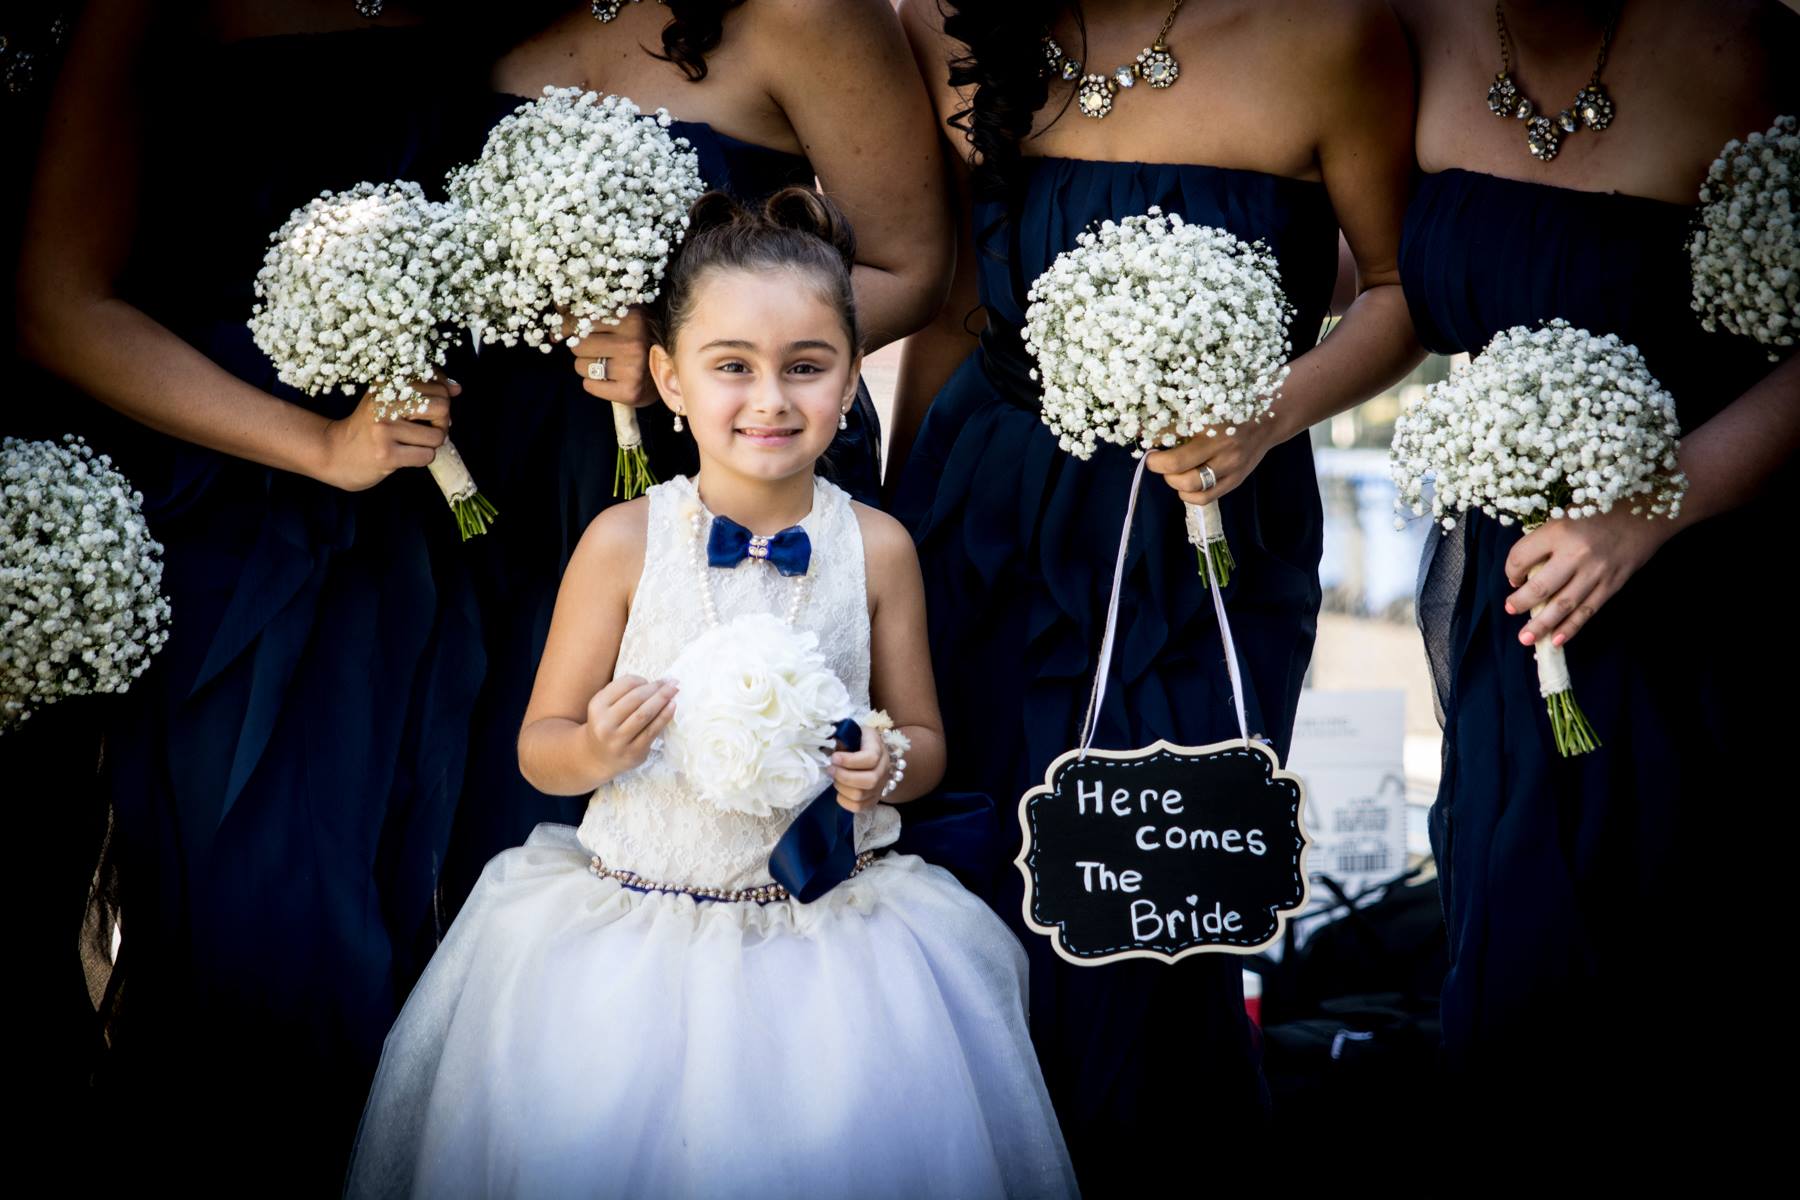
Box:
761 186 857 272
686 190 745 239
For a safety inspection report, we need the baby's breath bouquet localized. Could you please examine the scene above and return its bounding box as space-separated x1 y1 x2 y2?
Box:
249 180 496 539
1023 207 1294 589
1390 319 1686 756
448 87 705 499
2 436 171 731
1690 115 1798 360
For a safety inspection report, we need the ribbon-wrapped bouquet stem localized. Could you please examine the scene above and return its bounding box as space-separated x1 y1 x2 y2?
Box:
449 87 705 499
1390 319 1687 757
1022 207 1295 589
250 180 497 539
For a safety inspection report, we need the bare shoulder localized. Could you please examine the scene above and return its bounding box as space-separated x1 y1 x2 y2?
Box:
752 0 902 46
850 501 921 587
570 495 650 592
1269 0 1409 83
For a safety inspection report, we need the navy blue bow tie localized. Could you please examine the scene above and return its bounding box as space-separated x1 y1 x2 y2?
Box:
706 514 812 577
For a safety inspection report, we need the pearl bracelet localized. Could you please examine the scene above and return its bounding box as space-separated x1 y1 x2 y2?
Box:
878 727 912 799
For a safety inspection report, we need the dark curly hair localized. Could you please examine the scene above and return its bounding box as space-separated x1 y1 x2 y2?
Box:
942 0 1079 209
652 0 752 82
655 186 862 351
463 1 749 81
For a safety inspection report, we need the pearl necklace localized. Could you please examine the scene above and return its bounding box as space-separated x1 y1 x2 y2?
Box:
685 490 813 630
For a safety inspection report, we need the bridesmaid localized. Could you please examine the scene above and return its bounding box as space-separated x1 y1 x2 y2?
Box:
892 0 1420 1183
1393 0 1797 1157
15 1 485 1186
439 0 950 914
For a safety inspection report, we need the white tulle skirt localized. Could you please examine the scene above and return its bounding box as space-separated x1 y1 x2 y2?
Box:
346 825 1076 1199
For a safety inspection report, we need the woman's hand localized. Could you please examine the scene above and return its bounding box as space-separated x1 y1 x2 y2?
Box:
317 376 458 492
828 727 893 814
1503 510 1677 648
584 675 678 777
1144 415 1287 505
566 307 657 407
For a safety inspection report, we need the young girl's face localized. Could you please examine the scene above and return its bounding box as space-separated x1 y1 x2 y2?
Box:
650 267 859 485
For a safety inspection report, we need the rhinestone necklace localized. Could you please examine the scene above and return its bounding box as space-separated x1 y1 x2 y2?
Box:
1485 0 1619 162
1042 0 1186 121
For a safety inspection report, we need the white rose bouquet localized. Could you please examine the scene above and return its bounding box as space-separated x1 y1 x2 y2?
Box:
448 87 705 499
1023 207 1294 589
249 180 497 539
1390 319 1687 756
2 436 172 731
1690 114 1798 360
659 611 858 817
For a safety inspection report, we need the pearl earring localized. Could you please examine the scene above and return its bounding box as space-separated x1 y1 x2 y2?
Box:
673 410 684 433
838 410 848 431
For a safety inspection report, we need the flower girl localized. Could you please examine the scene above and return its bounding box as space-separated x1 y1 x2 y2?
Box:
346 189 1075 1199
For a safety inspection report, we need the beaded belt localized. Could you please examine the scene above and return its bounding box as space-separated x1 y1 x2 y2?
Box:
588 851 880 905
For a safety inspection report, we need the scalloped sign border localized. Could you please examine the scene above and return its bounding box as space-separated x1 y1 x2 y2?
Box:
1016 738 1312 966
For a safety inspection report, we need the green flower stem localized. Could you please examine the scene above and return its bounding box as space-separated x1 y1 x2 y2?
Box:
452 493 498 541
614 444 657 500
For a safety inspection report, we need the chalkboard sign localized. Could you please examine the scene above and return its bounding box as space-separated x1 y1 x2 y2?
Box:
1017 739 1310 965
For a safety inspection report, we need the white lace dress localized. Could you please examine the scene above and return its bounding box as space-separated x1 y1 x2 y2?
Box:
346 477 1075 1199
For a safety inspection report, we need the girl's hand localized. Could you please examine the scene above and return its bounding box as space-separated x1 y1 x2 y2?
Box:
828 728 892 814
1144 415 1286 505
566 307 657 408
584 675 678 776
317 376 458 492
1504 510 1676 648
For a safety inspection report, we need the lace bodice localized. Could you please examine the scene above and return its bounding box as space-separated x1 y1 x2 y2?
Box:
576 475 900 891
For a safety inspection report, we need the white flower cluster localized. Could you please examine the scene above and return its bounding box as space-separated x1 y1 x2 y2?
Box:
250 180 468 422
1 436 171 731
660 612 853 817
1690 115 1798 359
1390 319 1687 530
1023 207 1294 459
448 87 704 352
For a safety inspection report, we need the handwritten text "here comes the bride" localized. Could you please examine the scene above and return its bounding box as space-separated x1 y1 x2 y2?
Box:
1072 780 1268 942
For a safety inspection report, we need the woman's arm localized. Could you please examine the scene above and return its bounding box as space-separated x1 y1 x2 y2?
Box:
14 0 447 489
1504 353 1800 647
884 0 984 487
518 501 676 796
1146 0 1425 501
830 505 946 809
758 0 951 355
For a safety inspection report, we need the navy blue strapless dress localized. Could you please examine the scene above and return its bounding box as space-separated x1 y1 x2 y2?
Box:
892 158 1337 1181
1401 169 1794 1135
437 104 886 916
92 29 487 1188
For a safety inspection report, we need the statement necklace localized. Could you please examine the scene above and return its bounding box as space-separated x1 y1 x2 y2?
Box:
1485 0 1619 162
1042 0 1186 121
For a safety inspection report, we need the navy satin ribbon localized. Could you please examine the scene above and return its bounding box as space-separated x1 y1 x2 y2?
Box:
768 717 862 903
767 722 1004 904
707 514 811 577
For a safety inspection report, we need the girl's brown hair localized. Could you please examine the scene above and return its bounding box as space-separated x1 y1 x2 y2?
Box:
654 186 861 353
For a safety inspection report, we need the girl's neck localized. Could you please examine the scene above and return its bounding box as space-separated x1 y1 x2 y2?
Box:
693 467 817 534
1499 0 1621 61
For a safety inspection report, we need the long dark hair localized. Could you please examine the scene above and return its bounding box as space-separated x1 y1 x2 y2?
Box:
942 0 1078 208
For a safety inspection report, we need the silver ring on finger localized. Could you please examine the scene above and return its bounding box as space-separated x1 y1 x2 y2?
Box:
1199 465 1217 491
587 357 610 382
